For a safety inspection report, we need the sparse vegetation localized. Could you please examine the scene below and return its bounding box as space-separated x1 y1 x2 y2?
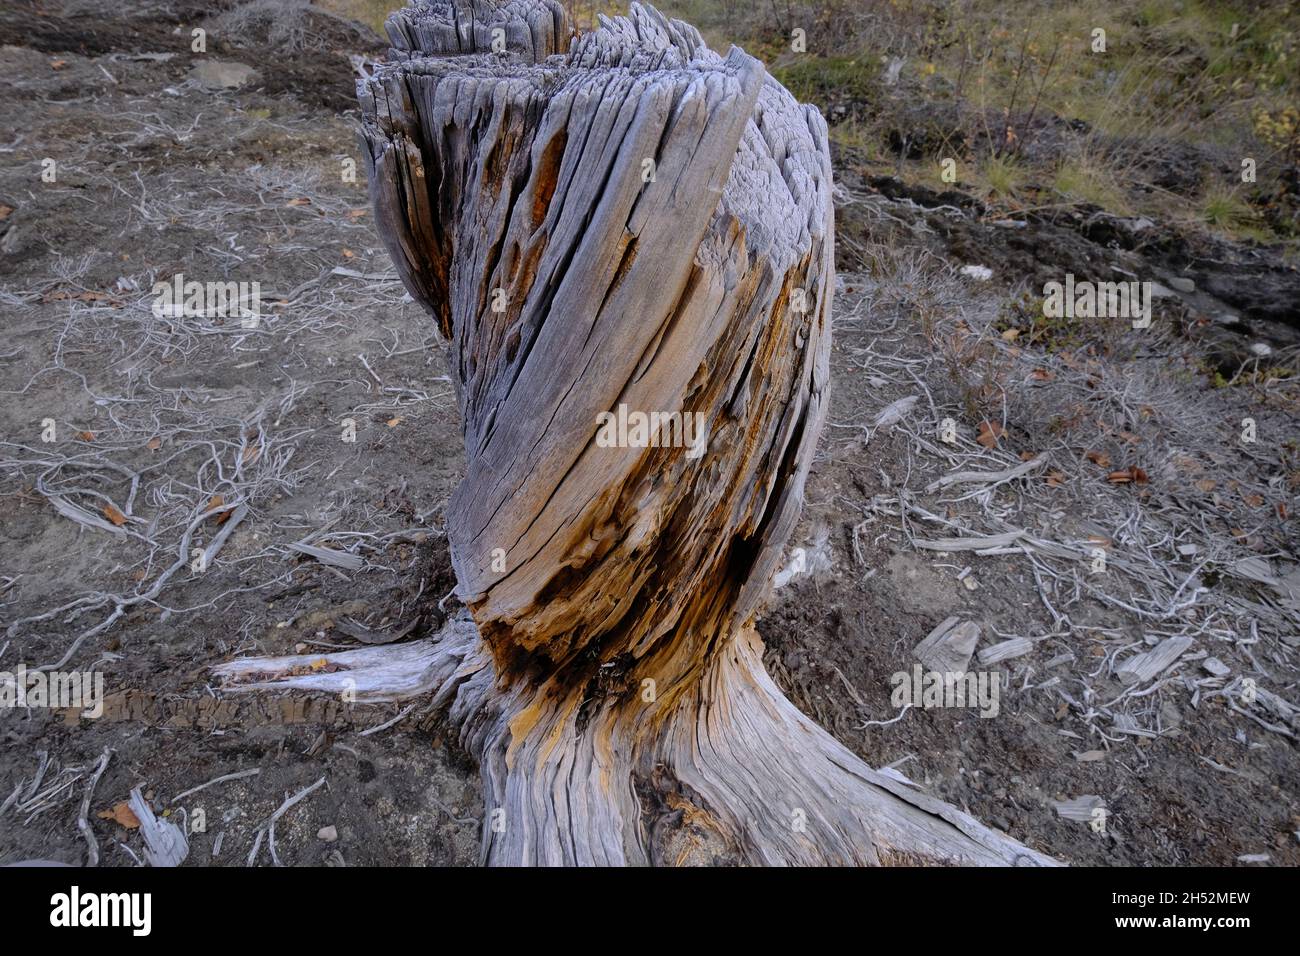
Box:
653 0 1300 250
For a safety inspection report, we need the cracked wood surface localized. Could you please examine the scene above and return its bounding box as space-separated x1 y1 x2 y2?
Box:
220 0 1057 866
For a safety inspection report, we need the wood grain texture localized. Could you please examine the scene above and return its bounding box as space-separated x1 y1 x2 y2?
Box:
219 0 1057 866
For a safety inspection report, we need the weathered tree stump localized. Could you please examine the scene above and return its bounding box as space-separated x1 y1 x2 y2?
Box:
217 0 1055 867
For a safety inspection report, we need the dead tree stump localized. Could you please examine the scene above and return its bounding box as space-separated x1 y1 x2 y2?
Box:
218 0 1056 867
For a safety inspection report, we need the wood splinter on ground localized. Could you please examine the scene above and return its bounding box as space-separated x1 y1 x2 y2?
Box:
214 0 1057 867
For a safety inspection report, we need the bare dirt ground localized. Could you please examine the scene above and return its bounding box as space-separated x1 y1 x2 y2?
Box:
1 0 1298 866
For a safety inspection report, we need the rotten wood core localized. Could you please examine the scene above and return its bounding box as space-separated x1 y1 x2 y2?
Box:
217 0 1057 867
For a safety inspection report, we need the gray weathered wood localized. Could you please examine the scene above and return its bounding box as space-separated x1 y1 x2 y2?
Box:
220 0 1056 867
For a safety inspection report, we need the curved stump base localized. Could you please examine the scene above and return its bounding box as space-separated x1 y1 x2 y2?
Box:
214 616 1056 866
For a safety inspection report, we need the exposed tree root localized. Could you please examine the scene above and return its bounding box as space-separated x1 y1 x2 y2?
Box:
215 615 1056 866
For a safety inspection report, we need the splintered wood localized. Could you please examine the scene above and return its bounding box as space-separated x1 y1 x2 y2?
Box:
223 0 1055 866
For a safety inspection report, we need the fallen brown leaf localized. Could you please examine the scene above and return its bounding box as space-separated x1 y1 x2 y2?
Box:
1085 450 1111 468
102 504 127 527
1107 467 1149 485
976 420 1004 448
97 802 140 829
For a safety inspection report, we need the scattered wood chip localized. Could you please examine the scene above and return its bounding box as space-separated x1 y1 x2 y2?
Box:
288 541 364 572
127 787 189 867
914 618 980 674
1117 635 1194 686
1052 795 1105 822
871 395 918 429
977 637 1033 666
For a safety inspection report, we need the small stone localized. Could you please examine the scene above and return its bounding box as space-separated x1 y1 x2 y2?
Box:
1167 276 1196 293
1202 657 1231 678
190 60 259 90
317 825 338 842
